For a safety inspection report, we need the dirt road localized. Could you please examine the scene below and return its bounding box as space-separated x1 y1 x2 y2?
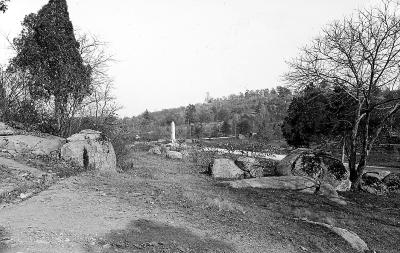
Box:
1 152 398 253
0 152 297 253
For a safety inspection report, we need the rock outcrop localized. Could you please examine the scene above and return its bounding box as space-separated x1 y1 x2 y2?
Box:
301 219 369 252
61 129 116 173
361 170 390 195
0 134 65 156
234 157 265 178
276 149 350 191
211 159 244 179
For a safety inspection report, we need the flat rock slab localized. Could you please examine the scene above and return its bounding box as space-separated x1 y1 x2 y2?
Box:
0 157 45 178
0 135 65 155
223 176 316 192
301 219 369 252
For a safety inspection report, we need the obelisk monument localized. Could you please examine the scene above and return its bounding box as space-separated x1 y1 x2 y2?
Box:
171 121 176 143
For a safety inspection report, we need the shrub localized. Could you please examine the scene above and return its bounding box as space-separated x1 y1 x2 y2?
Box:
189 149 219 168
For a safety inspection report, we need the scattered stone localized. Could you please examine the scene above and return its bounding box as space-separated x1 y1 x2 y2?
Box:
19 192 33 199
300 246 308 251
148 146 162 155
212 159 244 179
61 129 117 173
301 219 369 252
276 149 349 191
166 151 183 160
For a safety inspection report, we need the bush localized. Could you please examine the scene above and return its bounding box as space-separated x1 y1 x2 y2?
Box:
189 149 219 168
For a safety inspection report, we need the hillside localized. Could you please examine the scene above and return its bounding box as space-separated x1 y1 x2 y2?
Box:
123 87 293 141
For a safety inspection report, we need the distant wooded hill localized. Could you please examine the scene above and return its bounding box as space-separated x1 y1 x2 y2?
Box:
121 87 293 141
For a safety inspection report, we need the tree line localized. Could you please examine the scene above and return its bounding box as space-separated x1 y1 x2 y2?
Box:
122 86 292 140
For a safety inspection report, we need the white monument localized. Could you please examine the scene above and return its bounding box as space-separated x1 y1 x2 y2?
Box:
171 121 176 143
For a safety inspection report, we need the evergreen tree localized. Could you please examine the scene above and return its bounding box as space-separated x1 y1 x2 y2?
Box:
12 0 91 136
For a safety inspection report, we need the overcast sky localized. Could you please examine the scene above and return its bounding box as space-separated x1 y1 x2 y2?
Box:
0 0 377 117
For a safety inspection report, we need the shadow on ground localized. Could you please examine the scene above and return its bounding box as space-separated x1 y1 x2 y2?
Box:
84 219 234 253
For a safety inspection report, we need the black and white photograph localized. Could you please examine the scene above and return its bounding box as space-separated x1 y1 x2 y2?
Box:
0 0 399 252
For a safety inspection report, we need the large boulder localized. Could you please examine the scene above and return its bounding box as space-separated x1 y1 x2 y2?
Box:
276 149 349 191
0 134 65 155
0 122 14 136
211 159 244 179
235 157 265 178
360 170 391 195
363 170 391 181
61 130 116 173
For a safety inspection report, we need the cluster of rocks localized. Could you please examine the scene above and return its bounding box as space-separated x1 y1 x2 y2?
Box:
212 149 351 204
0 122 117 173
361 170 400 195
211 149 377 253
212 148 400 201
148 142 190 160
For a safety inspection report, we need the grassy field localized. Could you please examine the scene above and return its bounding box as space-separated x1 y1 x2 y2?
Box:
88 151 400 253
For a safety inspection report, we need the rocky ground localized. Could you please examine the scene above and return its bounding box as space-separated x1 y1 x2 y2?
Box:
0 151 399 253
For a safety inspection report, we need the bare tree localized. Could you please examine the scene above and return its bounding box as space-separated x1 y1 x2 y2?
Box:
0 65 30 120
66 32 121 134
285 0 400 190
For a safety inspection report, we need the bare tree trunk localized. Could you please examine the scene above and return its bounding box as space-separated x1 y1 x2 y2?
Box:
341 135 346 163
54 95 68 137
352 113 371 189
348 137 358 189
